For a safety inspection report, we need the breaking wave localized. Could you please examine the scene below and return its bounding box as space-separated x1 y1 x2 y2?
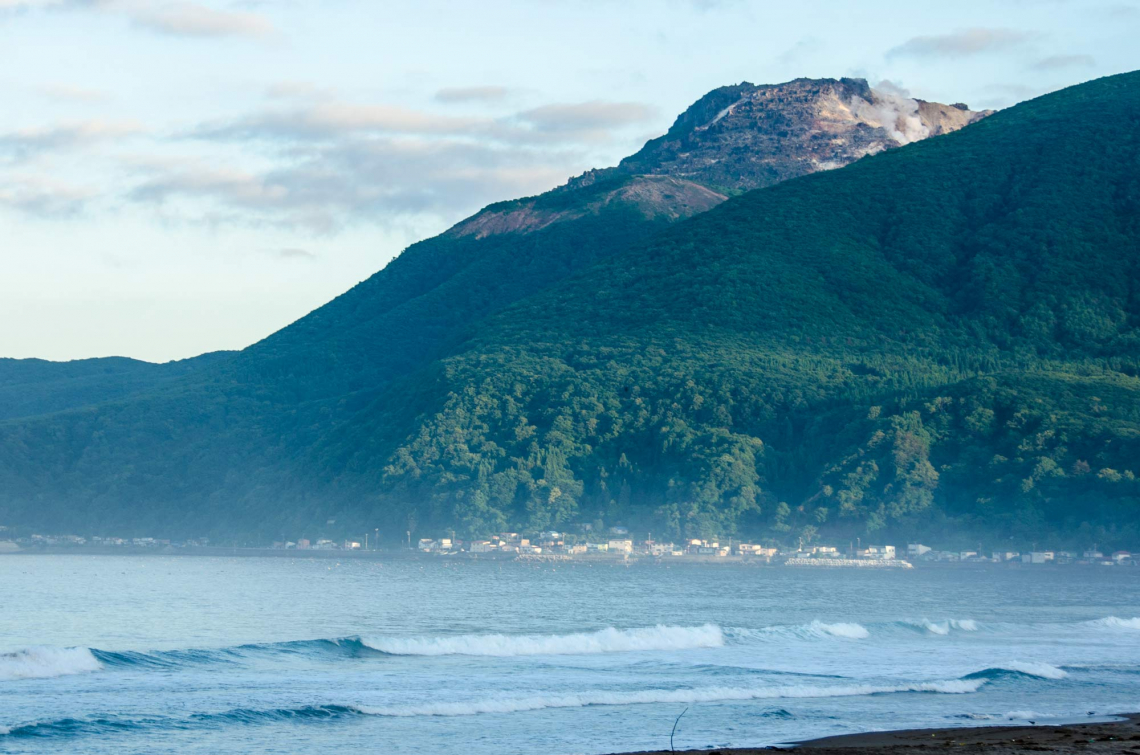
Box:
359 624 725 656
806 621 871 639
8 615 1126 683
900 619 979 635
1084 617 1140 631
965 662 1068 681
0 647 103 681
355 679 985 717
729 621 869 642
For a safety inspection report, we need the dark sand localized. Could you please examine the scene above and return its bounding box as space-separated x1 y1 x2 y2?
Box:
616 713 1140 755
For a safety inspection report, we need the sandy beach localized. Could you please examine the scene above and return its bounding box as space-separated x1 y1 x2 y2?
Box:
616 713 1140 755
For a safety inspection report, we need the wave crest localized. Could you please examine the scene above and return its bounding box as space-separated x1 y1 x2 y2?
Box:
1085 616 1140 630
965 662 1068 681
360 624 725 657
355 679 984 717
0 647 102 681
0 705 364 739
900 619 977 635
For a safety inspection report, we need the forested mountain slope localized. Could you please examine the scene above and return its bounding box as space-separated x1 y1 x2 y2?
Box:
14 73 1123 546
314 71 1140 547
0 352 233 422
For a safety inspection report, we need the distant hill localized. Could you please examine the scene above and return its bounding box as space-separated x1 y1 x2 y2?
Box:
0 352 234 422
9 73 1134 549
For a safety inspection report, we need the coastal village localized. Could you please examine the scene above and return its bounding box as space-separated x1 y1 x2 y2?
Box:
2 525 1135 567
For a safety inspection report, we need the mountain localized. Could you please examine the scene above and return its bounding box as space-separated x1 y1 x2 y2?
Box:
10 73 1134 547
340 71 1139 547
223 78 987 400
568 77 989 194
0 352 234 422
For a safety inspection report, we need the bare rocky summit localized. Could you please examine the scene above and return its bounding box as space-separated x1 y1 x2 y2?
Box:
583 77 992 193
453 77 990 239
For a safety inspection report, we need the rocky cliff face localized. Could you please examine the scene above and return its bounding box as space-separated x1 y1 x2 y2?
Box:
454 78 990 238
574 77 992 193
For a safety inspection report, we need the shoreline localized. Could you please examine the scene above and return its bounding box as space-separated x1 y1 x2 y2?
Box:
0 546 1124 569
611 714 1140 755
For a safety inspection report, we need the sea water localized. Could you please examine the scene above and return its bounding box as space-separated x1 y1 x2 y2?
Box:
2 556 1139 754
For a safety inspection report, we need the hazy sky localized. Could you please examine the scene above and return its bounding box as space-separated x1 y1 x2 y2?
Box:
2 0 1136 362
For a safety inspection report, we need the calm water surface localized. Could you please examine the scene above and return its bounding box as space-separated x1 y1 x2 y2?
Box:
2 556 1139 754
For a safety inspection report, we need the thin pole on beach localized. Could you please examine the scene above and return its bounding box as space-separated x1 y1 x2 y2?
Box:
670 707 688 753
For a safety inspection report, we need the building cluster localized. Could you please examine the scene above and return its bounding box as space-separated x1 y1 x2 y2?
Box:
272 538 366 550
906 543 1134 566
2 523 1134 567
414 532 907 562
5 533 212 549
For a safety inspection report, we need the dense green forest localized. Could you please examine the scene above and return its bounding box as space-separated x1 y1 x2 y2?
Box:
1 72 1138 547
319 71 1140 548
0 352 233 422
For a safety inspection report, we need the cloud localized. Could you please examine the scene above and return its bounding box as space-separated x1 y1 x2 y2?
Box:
39 84 110 102
776 37 822 66
0 120 143 161
888 27 1038 59
1 0 274 39
265 81 335 100
974 82 1049 109
124 90 665 233
515 100 657 133
191 97 657 147
1030 54 1096 70
0 176 95 217
129 2 274 37
192 103 495 142
127 138 584 232
273 247 316 260
435 86 511 104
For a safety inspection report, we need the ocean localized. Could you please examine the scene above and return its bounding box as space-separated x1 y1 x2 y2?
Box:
2 555 1139 754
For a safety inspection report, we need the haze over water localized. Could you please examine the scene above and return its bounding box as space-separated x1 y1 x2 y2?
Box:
2 557 1139 754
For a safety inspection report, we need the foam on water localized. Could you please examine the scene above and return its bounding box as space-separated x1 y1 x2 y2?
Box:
1085 617 1140 630
356 680 986 717
998 662 1068 680
360 624 725 656
806 621 870 639
0 647 103 681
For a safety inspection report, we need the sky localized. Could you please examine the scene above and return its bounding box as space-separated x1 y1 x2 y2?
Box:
1 0 1136 362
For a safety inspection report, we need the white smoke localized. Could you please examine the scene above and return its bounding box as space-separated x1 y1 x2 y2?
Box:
851 81 931 145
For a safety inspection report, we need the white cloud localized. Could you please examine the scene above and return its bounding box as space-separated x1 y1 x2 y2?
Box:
0 176 96 217
129 2 274 37
0 120 144 161
435 86 511 104
1030 54 1096 70
39 84 111 102
273 247 316 260
516 101 657 132
191 103 500 143
1 0 274 39
888 27 1038 59
126 138 584 232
